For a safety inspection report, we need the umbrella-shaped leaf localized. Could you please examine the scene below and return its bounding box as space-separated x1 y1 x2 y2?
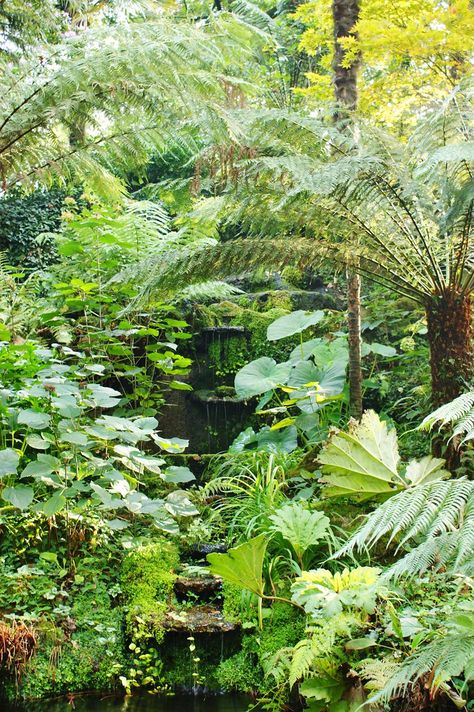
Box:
105 518 130 531
319 410 406 499
405 455 450 486
290 336 348 367
288 361 346 399
270 504 330 560
165 490 199 517
230 425 298 454
38 492 66 517
26 435 51 451
162 466 195 484
152 435 188 453
256 425 298 453
267 310 325 341
17 409 51 430
235 357 290 399
0 448 19 477
362 342 397 358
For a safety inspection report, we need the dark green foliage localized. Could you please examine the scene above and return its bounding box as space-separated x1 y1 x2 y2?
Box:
201 300 297 366
208 335 249 381
0 188 68 267
160 631 242 691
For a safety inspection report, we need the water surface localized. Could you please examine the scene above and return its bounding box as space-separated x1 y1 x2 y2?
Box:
12 693 250 712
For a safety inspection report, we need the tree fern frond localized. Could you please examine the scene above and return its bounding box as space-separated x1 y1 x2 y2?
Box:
420 391 474 443
336 480 474 578
178 281 244 302
113 237 337 309
0 11 264 191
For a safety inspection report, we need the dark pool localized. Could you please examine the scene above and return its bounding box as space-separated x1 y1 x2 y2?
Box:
10 694 251 712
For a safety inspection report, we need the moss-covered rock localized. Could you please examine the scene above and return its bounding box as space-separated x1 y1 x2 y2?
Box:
121 540 180 644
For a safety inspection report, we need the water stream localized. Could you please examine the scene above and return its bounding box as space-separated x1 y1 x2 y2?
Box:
10 693 250 712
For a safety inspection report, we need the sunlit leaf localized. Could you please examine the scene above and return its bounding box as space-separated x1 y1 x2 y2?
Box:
3 485 34 510
0 448 20 477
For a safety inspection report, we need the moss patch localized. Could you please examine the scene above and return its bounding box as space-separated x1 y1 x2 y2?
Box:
121 540 180 644
8 583 124 702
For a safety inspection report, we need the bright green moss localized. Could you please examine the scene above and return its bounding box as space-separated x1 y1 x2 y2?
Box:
121 540 180 643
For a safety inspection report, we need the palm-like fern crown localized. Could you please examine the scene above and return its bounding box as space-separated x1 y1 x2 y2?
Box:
0 10 262 193
236 87 474 303
420 390 474 443
124 84 474 304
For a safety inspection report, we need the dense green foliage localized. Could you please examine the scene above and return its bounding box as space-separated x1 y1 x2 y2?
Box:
0 1 473 711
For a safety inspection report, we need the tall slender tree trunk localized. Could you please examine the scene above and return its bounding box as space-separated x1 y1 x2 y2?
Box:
426 291 474 468
347 269 363 417
332 0 360 119
332 0 362 419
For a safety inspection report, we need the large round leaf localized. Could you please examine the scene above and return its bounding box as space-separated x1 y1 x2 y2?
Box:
0 448 20 477
17 409 51 430
290 337 349 367
230 425 298 454
3 485 34 510
288 360 346 398
267 310 325 341
235 357 290 399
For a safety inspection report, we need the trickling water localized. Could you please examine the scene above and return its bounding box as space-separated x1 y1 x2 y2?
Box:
206 402 211 451
9 693 250 712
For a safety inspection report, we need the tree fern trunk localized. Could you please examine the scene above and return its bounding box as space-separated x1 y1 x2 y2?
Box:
426 292 474 407
426 291 474 467
332 0 362 419
347 268 362 418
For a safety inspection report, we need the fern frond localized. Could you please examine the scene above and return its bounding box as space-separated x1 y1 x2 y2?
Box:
336 480 474 578
420 391 474 444
373 606 474 703
289 638 315 687
178 281 244 302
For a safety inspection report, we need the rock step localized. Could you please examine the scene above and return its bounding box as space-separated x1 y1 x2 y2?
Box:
163 605 238 634
174 575 222 599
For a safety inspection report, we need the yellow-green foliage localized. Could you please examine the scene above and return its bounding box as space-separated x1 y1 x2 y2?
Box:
294 0 473 127
121 540 179 644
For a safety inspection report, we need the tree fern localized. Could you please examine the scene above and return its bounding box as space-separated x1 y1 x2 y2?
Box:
126 83 474 305
337 480 474 578
420 391 474 443
0 10 263 192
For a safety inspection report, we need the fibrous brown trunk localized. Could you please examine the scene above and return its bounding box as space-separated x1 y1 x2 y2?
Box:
426 291 474 468
332 0 363 420
426 291 474 407
347 268 362 418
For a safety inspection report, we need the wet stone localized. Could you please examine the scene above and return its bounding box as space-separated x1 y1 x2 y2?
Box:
174 575 223 599
163 605 239 633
